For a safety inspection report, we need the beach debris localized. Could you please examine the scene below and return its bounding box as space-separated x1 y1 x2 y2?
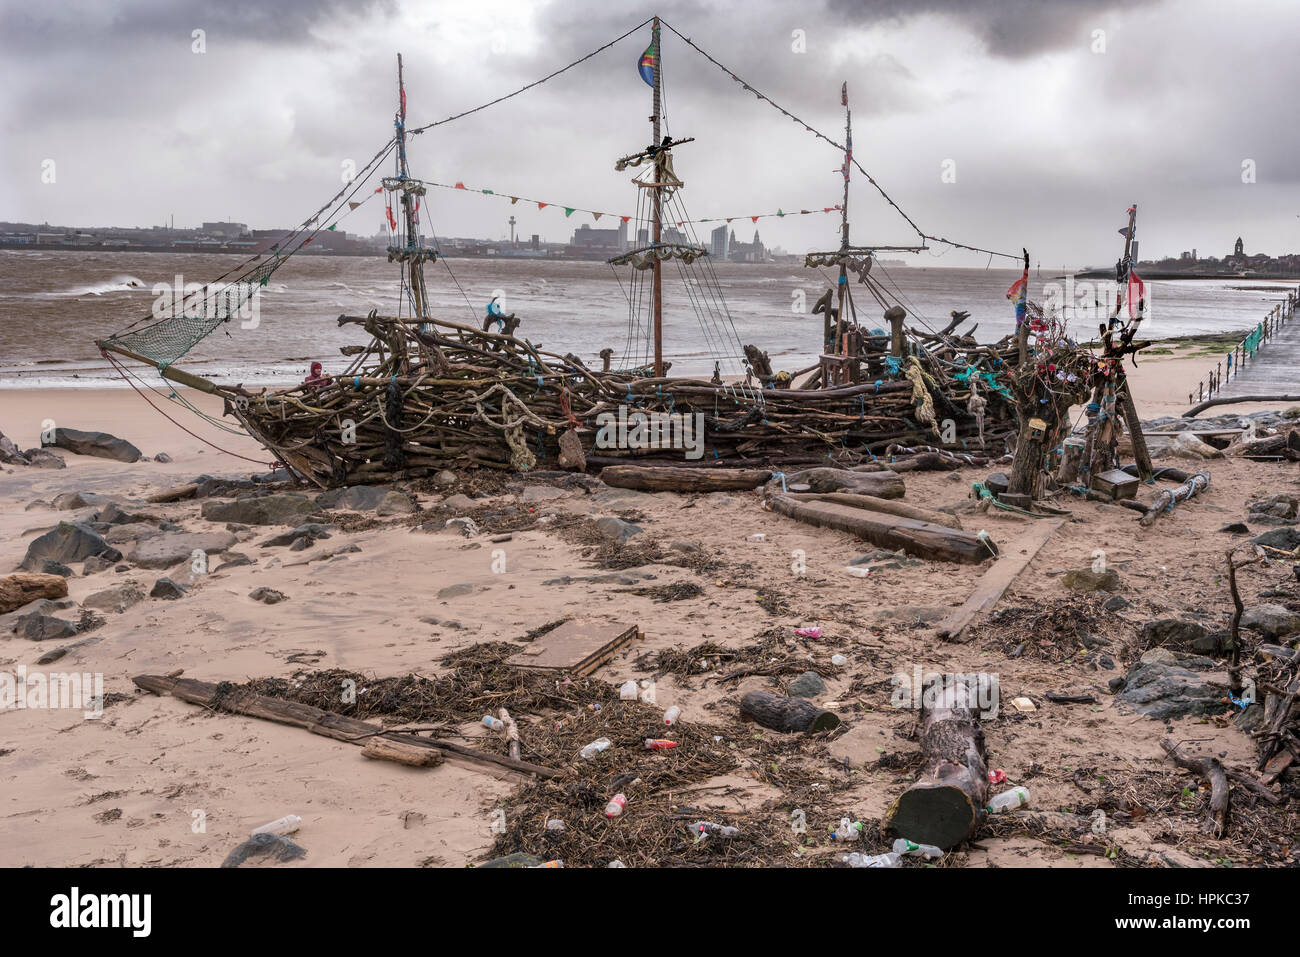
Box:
842 851 901 868
883 681 989 849
249 587 287 605
361 735 444 767
662 705 681 725
220 832 306 868
604 793 627 818
601 464 771 492
0 573 69 614
251 814 302 837
767 493 993 565
987 786 1031 814
132 673 554 778
44 427 142 463
691 821 739 842
739 689 840 733
619 680 638 700
644 738 677 750
1139 471 1211 527
579 738 612 760
1010 696 1036 713
830 818 863 842
893 838 944 860
21 522 120 572
1160 739 1229 837
746 533 766 542
794 626 822 638
506 621 641 677
787 671 827 699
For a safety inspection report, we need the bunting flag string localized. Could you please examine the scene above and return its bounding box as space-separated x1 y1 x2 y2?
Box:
430 179 840 229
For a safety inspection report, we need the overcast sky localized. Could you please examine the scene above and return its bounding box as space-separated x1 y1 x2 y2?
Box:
2 0 1298 266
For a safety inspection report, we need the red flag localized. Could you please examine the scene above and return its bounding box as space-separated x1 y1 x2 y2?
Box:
454 182 466 190
620 215 630 223
1127 269 1145 319
385 205 396 230
538 202 548 210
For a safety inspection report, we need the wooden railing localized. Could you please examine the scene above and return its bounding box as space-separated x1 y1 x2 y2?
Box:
1188 285 1298 405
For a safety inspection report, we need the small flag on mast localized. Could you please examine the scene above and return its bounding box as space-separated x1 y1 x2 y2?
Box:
841 82 848 107
639 43 656 87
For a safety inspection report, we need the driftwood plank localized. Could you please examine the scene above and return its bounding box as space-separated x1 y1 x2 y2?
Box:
768 493 993 564
787 491 962 530
935 518 1064 641
601 465 772 492
132 674 558 779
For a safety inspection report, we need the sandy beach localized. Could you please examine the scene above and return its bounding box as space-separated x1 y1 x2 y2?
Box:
1 346 1296 869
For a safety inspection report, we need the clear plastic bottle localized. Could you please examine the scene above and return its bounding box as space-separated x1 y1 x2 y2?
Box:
892 838 944 860
482 715 505 731
663 705 681 726
693 821 740 841
830 818 863 842
986 785 1030 814
639 681 657 705
843 851 901 868
604 793 627 818
580 737 612 760
251 814 301 837
619 680 638 700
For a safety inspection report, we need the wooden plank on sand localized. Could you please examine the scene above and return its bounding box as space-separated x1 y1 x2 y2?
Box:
934 518 1065 642
506 620 641 676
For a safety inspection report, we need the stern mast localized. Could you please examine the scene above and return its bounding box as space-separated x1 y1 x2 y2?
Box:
650 16 664 376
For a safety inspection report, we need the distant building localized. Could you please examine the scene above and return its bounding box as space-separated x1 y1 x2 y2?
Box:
728 229 766 263
710 224 729 260
201 221 250 239
1233 237 1244 257
570 220 627 251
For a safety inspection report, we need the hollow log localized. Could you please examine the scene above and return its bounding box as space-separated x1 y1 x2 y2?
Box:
883 682 990 849
601 464 772 492
740 689 840 733
768 494 995 564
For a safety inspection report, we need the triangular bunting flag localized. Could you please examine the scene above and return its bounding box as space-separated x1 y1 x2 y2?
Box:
327 223 337 231
777 209 785 217
751 216 759 223
538 202 548 209
348 201 362 210
592 212 602 221
454 182 466 189
620 215 630 223
482 189 494 194
564 207 575 217
510 197 519 204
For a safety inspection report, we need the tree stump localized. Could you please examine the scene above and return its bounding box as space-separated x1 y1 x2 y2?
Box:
740 690 840 733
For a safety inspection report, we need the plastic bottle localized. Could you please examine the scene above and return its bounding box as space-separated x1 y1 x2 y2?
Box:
830 653 848 666
747 533 766 542
829 818 863 842
692 821 740 841
663 705 681 726
619 680 638 700
843 851 901 868
892 837 944 860
604 794 627 818
580 737 612 760
986 785 1031 814
545 819 565 832
482 715 505 731
251 814 301 837
644 738 678 751
639 682 657 705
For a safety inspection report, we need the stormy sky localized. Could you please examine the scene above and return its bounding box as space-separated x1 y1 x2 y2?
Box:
2 0 1298 267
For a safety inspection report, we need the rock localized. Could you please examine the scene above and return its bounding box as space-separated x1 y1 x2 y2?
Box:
375 491 416 516
1141 617 1209 646
1115 648 1229 720
1169 432 1221 460
433 470 458 487
249 587 287 604
215 552 254 572
263 524 334 548
1103 595 1131 612
199 494 319 526
1251 527 1300 553
477 852 544 869
289 537 311 551
443 517 479 537
51 491 113 510
594 517 643 544
83 583 146 614
437 583 474 599
47 427 142 462
95 502 150 525
82 555 116 575
220 832 307 868
787 671 827 698
150 577 188 600
1061 568 1120 593
36 647 68 665
441 493 477 511
1220 522 1250 534
316 486 390 511
40 560 74 578
21 522 120 571
128 531 239 569
105 523 163 544
520 486 566 503
1248 493 1299 521
23 449 65 469
17 614 79 641
1241 603 1300 640
0 431 28 464
154 452 172 463
0 573 70 613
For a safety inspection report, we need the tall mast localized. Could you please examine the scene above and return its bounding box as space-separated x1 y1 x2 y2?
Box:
836 84 851 354
1116 203 1138 325
395 53 426 320
651 16 664 377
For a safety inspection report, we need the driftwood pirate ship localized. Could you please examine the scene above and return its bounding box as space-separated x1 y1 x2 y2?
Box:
99 22 1026 488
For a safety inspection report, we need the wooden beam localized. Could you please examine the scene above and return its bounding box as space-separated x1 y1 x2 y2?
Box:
600 465 772 492
934 518 1064 641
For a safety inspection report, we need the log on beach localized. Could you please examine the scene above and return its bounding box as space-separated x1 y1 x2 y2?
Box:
883 682 990 849
739 690 840 733
768 493 995 564
600 464 772 492
777 467 905 499
786 491 962 530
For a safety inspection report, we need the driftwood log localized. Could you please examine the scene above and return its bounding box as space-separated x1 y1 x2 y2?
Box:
739 690 840 733
768 494 995 564
133 673 557 779
1160 739 1230 837
884 682 990 848
786 491 961 530
776 467 905 500
362 735 444 767
601 465 772 492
